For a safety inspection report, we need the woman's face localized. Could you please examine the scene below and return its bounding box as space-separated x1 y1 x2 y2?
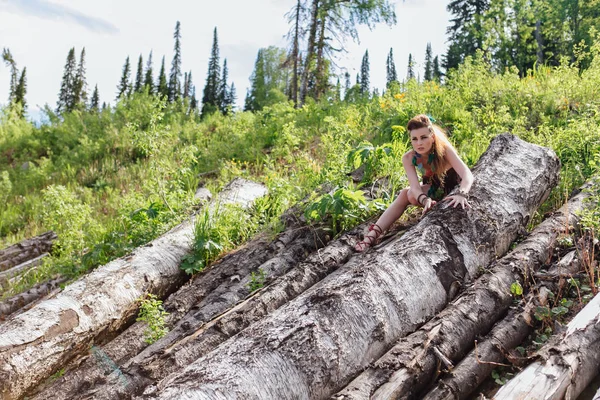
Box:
410 126 434 154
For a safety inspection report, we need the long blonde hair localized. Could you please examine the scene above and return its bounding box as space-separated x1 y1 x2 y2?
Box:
407 114 452 180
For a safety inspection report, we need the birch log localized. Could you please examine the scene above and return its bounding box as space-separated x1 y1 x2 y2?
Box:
0 231 56 272
333 181 593 400
0 178 266 400
494 292 600 400
0 277 68 319
33 224 329 400
420 287 552 400
145 134 559 400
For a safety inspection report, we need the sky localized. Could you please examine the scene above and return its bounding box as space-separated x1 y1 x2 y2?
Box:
0 0 450 121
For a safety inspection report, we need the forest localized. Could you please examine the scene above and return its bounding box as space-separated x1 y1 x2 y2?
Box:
1 0 600 399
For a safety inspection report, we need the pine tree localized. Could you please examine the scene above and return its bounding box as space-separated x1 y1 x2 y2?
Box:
433 56 442 81
116 56 131 100
72 48 88 109
360 50 370 95
386 48 397 87
219 58 230 113
183 72 190 99
144 51 154 93
201 27 221 118
285 0 304 106
424 43 433 81
244 49 265 111
190 86 198 111
444 0 490 71
57 47 77 113
168 21 182 102
228 82 236 112
89 84 100 112
344 72 351 95
1 48 18 105
157 56 168 99
14 67 27 117
134 54 144 93
407 53 415 80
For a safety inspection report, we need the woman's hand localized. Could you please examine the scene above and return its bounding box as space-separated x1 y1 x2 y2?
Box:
444 194 470 209
422 197 437 215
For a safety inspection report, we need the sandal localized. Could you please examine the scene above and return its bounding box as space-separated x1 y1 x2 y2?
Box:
354 223 385 252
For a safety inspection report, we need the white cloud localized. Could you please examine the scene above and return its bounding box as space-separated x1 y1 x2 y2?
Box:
0 0 449 120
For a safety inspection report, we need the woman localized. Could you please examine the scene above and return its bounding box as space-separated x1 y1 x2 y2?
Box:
355 114 474 252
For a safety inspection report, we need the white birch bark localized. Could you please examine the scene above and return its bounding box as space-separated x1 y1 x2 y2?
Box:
494 293 600 400
334 181 593 400
0 178 266 400
144 134 560 400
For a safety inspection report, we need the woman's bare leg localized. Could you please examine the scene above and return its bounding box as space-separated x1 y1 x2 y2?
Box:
355 185 430 252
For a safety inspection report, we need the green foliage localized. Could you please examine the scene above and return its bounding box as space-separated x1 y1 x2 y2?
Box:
305 186 385 235
510 281 523 296
248 268 267 292
136 293 169 344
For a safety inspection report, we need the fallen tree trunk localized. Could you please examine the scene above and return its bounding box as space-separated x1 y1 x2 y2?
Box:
420 287 552 400
143 134 560 399
0 253 48 282
33 224 329 400
0 277 68 319
494 292 600 400
0 231 56 272
120 225 369 399
0 178 266 400
333 181 592 400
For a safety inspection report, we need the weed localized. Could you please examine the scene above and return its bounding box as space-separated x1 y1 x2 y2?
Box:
136 293 169 344
248 269 267 293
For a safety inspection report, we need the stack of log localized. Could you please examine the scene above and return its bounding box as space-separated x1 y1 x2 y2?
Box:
2 135 600 399
0 231 56 285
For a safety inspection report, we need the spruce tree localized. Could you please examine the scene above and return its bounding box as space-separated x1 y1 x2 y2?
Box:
244 49 265 111
201 27 221 118
168 21 182 102
424 43 433 81
1 48 19 106
386 48 397 87
433 56 442 81
183 72 190 99
360 50 370 95
228 82 236 112
116 56 131 100
90 84 100 111
444 0 490 71
157 56 168 99
72 47 88 109
190 86 198 111
144 51 154 93
407 53 415 80
14 67 27 117
219 58 230 113
134 54 144 93
57 47 77 113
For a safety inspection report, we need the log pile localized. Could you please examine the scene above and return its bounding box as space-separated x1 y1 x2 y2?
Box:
132 133 560 399
5 134 599 400
0 178 267 400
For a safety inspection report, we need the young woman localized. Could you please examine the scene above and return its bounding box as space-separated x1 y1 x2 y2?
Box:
355 114 474 252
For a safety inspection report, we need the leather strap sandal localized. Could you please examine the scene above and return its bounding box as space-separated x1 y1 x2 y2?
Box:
354 223 384 252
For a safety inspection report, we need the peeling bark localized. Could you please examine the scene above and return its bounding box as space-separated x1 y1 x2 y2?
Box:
494 292 600 400
420 287 552 400
0 231 56 272
143 134 560 400
334 181 592 400
34 224 329 400
0 178 266 400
